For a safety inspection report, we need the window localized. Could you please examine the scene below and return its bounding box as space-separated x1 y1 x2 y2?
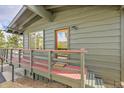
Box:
29 31 44 49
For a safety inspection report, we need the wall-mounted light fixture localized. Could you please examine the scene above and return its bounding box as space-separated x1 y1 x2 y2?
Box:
71 26 78 30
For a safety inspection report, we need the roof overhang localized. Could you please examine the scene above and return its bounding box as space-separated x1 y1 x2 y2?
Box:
7 5 42 35
8 6 27 28
26 5 53 22
7 5 67 35
7 6 27 35
7 5 91 35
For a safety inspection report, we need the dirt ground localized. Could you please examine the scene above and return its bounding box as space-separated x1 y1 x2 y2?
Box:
0 64 67 88
0 77 67 88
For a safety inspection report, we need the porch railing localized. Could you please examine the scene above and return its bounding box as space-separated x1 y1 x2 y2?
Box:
0 48 87 87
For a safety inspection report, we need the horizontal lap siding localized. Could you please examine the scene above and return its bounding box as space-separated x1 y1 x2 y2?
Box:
24 6 121 82
44 29 55 49
68 6 121 82
23 33 29 49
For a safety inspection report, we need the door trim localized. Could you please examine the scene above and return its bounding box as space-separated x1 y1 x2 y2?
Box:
55 27 70 50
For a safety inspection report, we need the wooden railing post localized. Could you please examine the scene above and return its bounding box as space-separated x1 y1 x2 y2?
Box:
3 49 5 62
3 49 4 58
9 64 14 82
5 49 8 63
12 64 14 82
2 49 4 58
30 50 33 74
48 51 52 79
0 49 1 57
3 49 5 58
18 50 21 67
0 49 2 57
0 58 3 72
4 49 6 59
10 49 13 64
1 49 2 57
80 48 85 88
1 49 3 58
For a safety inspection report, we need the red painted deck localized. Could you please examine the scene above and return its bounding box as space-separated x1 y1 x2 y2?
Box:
11 56 86 80
32 64 85 80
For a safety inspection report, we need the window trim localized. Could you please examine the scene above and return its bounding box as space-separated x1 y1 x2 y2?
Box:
29 30 45 49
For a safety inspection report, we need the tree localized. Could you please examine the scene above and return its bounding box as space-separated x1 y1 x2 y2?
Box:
0 30 6 48
7 34 23 48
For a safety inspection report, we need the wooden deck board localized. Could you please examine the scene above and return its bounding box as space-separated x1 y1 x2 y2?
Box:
7 56 105 88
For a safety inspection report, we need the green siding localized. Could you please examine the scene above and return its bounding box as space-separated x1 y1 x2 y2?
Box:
69 6 120 82
44 29 55 49
24 6 121 83
23 32 29 49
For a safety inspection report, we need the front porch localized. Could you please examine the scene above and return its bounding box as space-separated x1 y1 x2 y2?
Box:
0 48 106 88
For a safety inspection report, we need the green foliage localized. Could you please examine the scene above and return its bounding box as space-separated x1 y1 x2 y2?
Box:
6 34 23 48
58 41 67 49
7 29 13 33
30 31 43 49
0 30 6 48
36 34 43 49
0 29 23 48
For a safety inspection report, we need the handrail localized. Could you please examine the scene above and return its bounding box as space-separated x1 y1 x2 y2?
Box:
2 48 87 53
51 48 86 53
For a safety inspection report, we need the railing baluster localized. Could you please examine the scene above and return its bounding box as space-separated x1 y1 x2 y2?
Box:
0 58 3 72
1 49 2 57
0 49 1 57
2 49 4 58
9 64 14 82
3 49 4 57
48 51 52 79
18 50 21 67
30 50 33 73
6 49 8 63
4 49 6 59
3 49 5 59
4 49 6 62
10 49 13 64
80 48 85 88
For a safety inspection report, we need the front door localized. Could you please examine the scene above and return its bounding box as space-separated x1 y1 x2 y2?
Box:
55 28 69 58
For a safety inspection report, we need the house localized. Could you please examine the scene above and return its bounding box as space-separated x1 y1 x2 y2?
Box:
3 5 124 87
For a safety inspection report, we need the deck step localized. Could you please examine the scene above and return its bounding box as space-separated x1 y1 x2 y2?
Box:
95 78 105 88
85 72 105 88
85 72 96 88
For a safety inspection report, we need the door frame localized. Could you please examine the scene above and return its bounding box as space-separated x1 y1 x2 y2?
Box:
55 27 70 50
